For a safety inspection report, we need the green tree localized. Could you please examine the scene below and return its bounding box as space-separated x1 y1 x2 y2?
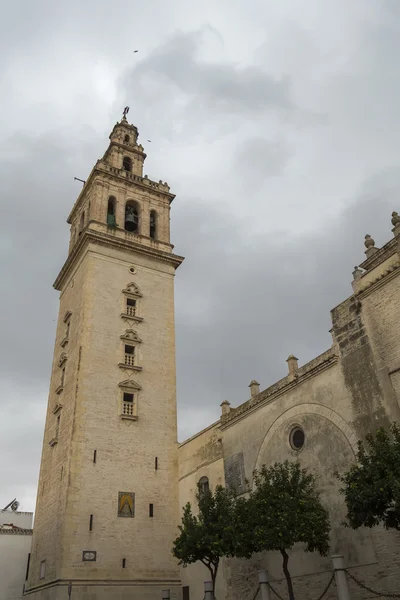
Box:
239 461 330 600
172 483 238 594
337 423 400 531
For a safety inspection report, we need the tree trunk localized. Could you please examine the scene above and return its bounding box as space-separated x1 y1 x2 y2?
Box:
204 561 218 599
280 549 295 600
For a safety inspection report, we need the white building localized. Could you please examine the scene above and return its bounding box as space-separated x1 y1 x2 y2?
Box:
0 501 33 600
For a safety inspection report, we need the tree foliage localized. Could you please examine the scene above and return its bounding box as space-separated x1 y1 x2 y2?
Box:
238 461 330 600
337 423 400 531
172 484 238 591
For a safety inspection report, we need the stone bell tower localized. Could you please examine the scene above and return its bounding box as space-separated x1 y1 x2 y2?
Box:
25 112 184 600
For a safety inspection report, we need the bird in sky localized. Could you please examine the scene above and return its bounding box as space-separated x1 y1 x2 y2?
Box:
147 139 152 142
134 50 139 53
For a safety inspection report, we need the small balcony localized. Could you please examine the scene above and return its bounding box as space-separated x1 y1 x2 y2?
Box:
126 306 136 317
124 353 135 367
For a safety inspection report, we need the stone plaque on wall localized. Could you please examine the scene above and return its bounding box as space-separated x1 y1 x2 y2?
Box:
82 551 96 562
224 452 246 494
118 491 135 517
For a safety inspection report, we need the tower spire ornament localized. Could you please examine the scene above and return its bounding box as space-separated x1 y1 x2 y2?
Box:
122 106 130 120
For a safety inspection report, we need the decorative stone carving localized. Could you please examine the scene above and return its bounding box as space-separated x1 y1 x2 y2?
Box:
118 379 141 390
122 282 142 297
286 354 299 378
220 400 231 417
391 211 400 227
364 234 379 257
248 380 260 398
364 234 375 249
120 329 142 343
352 266 363 281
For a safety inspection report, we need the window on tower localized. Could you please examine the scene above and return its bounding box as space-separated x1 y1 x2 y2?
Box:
122 392 135 417
124 345 135 367
107 196 117 227
125 202 139 233
198 476 209 496
126 297 136 316
123 156 132 172
149 211 157 239
124 135 130 143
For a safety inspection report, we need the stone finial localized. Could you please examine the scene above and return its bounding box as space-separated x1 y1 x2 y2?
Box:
392 211 400 236
352 266 363 281
391 211 400 227
364 234 375 249
286 354 299 378
248 380 260 398
364 234 379 257
220 400 231 416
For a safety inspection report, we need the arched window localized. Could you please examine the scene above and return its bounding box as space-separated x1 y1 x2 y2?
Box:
123 156 132 172
149 211 157 239
124 134 130 143
107 196 116 227
125 201 139 233
198 476 209 496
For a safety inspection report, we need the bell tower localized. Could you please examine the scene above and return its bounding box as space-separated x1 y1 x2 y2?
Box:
25 113 184 600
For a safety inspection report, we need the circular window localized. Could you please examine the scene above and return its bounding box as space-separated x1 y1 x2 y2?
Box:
290 427 305 450
129 266 136 274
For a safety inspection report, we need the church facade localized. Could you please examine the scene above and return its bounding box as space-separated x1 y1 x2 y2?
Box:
24 116 400 600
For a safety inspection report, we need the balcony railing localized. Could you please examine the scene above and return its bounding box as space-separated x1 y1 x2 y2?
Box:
124 354 135 367
122 401 134 416
126 306 136 316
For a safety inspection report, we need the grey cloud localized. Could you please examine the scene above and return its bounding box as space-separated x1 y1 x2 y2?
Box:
174 169 400 441
122 29 292 123
2 0 400 511
233 137 292 179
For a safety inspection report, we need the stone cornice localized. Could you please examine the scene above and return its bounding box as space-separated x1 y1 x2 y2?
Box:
220 348 338 430
359 237 398 271
53 229 184 290
357 262 400 299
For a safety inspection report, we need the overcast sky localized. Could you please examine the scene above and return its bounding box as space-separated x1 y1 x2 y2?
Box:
1 0 400 512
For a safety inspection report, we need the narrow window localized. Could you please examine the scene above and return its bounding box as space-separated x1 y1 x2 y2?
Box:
56 415 60 438
61 367 65 387
122 558 126 568
107 196 116 227
126 297 136 316
124 135 130 143
93 450 97 464
39 560 46 580
125 203 139 232
61 466 63 480
123 156 132 172
89 514 93 531
149 503 154 517
124 344 135 366
149 211 157 239
198 476 209 496
25 553 31 581
66 320 70 338
122 392 134 417
155 457 158 470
